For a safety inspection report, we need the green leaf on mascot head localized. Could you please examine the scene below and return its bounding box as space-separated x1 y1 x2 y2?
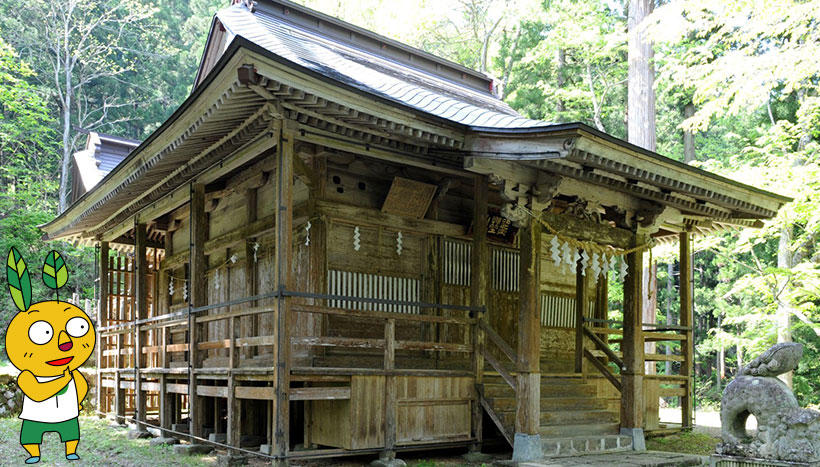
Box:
7 247 32 312
42 250 68 290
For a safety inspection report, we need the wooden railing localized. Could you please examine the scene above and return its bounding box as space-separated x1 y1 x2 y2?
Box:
479 320 517 391
580 319 692 397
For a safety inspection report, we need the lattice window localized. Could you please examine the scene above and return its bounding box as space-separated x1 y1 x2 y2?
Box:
327 269 420 314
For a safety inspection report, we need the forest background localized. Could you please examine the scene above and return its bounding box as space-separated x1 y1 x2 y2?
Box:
0 0 817 410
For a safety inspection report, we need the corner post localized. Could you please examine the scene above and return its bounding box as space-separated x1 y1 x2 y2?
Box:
134 222 148 433
679 231 694 429
272 118 294 459
470 175 489 451
620 233 646 450
98 241 109 414
189 183 207 440
513 218 542 461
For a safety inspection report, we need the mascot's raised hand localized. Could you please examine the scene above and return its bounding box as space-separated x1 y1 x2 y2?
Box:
5 248 95 464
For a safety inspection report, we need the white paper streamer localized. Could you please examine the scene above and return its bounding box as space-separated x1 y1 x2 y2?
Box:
353 226 361 251
252 242 259 263
609 255 617 275
561 241 573 272
580 250 589 276
396 231 403 255
591 252 601 278
305 221 311 246
602 253 610 277
168 279 175 297
550 236 561 267
619 256 628 281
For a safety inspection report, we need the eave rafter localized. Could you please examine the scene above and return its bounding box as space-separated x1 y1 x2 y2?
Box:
242 64 465 154
567 150 778 219
527 158 735 220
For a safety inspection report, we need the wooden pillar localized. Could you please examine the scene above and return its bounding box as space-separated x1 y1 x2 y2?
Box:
114 255 125 424
98 242 109 414
227 247 241 452
470 175 488 449
383 318 397 461
513 219 541 460
245 188 259 360
679 231 694 429
596 274 609 345
160 232 173 431
575 252 588 374
189 183 207 440
621 233 645 443
134 223 148 430
272 119 294 458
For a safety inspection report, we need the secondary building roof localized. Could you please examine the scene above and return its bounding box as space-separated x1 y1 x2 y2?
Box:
70 132 140 203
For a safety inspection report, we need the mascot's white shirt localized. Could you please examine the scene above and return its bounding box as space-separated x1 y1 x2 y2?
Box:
19 375 79 423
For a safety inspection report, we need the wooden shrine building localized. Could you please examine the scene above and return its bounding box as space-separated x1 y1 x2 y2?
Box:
42 0 790 462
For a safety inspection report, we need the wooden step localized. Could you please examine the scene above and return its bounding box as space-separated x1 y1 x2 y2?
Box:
496 409 618 428
481 382 597 398
485 396 608 412
541 434 633 457
539 422 620 437
540 409 619 426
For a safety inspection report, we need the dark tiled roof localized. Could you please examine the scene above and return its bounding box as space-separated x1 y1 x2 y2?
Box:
73 132 140 193
217 3 545 129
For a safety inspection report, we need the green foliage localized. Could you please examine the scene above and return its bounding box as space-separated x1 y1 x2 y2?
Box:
497 0 627 135
6 247 31 312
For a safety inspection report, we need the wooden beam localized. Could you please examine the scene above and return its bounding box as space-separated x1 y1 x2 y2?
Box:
621 233 645 430
470 175 489 449
464 134 572 159
189 183 207 440
134 223 148 429
516 219 541 437
294 124 468 177
313 200 466 238
541 212 633 250
679 231 694 429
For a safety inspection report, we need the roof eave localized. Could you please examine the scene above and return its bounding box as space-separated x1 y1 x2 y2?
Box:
468 122 792 212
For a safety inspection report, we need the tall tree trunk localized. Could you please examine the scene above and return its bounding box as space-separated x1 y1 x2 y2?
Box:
556 48 566 113
683 103 695 163
59 60 72 213
776 227 794 388
627 0 656 151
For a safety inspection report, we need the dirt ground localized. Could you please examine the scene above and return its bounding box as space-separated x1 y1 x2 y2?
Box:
0 410 733 465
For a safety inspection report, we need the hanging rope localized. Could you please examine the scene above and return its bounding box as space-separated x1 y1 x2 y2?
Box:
516 205 656 257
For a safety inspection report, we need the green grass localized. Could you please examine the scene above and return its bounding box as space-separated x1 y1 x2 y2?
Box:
0 416 210 466
646 431 719 456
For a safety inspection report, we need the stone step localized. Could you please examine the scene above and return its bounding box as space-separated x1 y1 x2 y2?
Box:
485 396 608 412
539 422 620 437
541 434 633 457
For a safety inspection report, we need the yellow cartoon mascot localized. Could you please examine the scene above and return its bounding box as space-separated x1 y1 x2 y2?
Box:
5 248 95 464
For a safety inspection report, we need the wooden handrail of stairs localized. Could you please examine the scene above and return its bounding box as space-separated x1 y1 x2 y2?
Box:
583 348 622 392
583 325 624 370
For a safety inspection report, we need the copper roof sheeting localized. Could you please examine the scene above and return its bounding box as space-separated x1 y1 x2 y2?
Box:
216 3 544 130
